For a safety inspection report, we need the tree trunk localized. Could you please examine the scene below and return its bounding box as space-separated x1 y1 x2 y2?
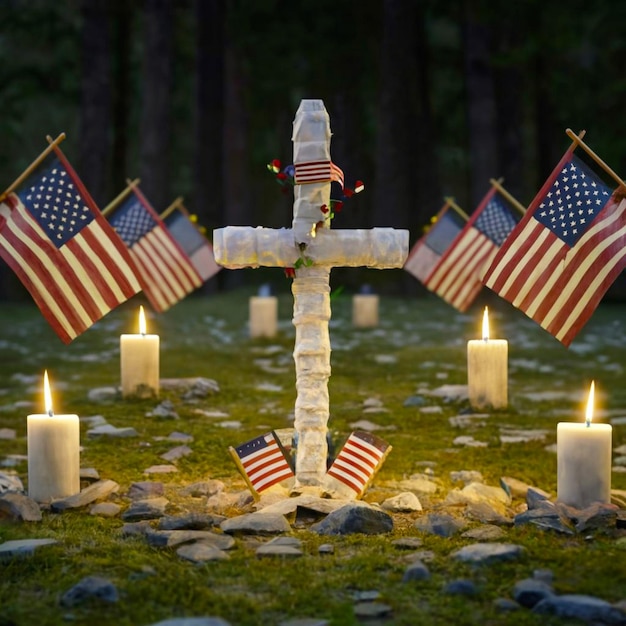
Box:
77 0 111 209
463 4 498 208
138 0 173 210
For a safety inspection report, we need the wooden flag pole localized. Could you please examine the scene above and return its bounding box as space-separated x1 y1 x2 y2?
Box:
159 196 185 220
489 178 527 215
443 196 470 221
0 133 66 202
566 128 626 190
101 178 141 217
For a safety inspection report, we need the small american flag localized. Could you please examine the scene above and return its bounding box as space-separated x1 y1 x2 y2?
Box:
483 149 626 346
108 186 202 312
294 160 344 188
163 210 221 283
404 202 467 284
326 431 391 498
0 147 142 344
230 431 294 497
424 187 521 312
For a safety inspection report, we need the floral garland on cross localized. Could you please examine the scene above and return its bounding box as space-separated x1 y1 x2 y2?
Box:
267 159 364 277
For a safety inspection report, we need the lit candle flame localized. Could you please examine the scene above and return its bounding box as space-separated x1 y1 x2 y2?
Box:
139 306 147 335
585 380 595 427
482 307 490 341
44 370 54 417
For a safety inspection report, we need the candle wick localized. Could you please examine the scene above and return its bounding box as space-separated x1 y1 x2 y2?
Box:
47 409 54 417
585 418 591 428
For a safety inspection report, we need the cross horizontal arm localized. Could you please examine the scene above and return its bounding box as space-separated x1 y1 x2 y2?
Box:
213 226 409 270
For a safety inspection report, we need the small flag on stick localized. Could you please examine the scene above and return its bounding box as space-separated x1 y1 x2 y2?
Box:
229 431 295 500
324 431 391 499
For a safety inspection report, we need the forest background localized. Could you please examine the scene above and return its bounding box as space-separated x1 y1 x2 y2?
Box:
1 0 625 298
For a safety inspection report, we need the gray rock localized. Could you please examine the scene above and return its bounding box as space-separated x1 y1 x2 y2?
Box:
381 492 422 512
414 514 464 537
60 576 119 607
121 497 169 521
424 384 468 401
392 537 423 550
353 602 393 619
80 467 100 482
402 560 430 582
396 476 438 494
128 481 164 500
160 445 193 462
221 512 291 535
513 578 554 608
573 502 618 532
278 619 329 626
80 415 108 428
0 492 42 521
144 464 178 474
318 543 334 555
461 524 506 541
180 480 224 498
87 424 138 439
158 514 218 531
527 487 551 509
532 569 554 584
89 502 121 518
148 400 179 419
0 428 16 439
165 431 194 442
464 502 513 525
310 504 393 536
533 594 626 625
0 472 24 494
443 579 478 596
257 494 351 517
514 507 574 534
149 617 230 626
450 543 524 565
87 387 119 403
453 435 488 447
146 530 235 550
403 395 427 407
178 377 220 399
120 521 152 536
0 538 57 559
176 543 229 563
51 479 120 512
450 470 483 485
256 543 303 558
1 455 27 469
501 476 550 501
494 598 520 612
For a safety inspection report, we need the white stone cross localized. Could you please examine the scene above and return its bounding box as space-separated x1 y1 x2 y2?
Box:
214 100 408 496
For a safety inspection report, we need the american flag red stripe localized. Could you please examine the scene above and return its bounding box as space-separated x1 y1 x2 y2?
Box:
326 431 389 496
294 160 344 187
0 149 142 343
482 147 626 346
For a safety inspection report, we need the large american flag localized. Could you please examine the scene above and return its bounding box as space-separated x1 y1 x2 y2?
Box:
108 187 202 312
326 431 390 498
404 201 467 284
423 187 521 312
163 209 221 283
482 149 626 347
0 148 142 344
230 431 294 496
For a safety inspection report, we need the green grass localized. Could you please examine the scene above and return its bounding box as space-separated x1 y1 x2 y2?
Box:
0 286 625 625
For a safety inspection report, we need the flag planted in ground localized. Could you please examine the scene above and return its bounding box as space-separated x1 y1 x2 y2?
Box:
107 186 202 312
325 430 391 499
0 146 142 343
404 201 467 284
423 186 521 312
482 148 626 346
229 431 294 498
163 209 221 283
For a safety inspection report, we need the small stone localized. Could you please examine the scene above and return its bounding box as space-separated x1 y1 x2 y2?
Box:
87 424 138 439
176 543 229 563
180 480 224 498
414 514 464 537
158 514 218 531
221 512 291 535
146 530 235 550
353 602 393 619
0 472 24 494
148 400 179 419
527 487 551 509
144 464 178 474
167 431 194 443
87 387 119 403
0 538 57 559
451 470 483 485
121 497 169 521
461 524 506 541
381 492 422 512
453 435 488 448
160 445 193 462
443 579 477 596
180 377 220 399
403 395 427 407
120 521 153 536
573 502 618 533
51 479 120 512
513 578 554 608
310 503 393 536
450 542 524 565
318 543 334 555
494 598 520 612
80 468 100 482
128 481 164 500
396 476 438 494
256 543 303 558
0 493 42 521
90 502 121 518
0 428 16 439
391 537 423 550
533 569 554 584
60 576 119 607
80 415 108 428
402 559 430 582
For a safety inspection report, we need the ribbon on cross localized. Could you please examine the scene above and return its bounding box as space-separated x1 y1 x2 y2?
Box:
294 160 345 188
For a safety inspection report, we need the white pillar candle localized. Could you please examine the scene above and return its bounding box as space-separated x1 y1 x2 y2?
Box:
352 293 379 328
467 307 507 409
120 306 159 398
557 381 612 509
249 295 278 338
27 371 80 502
